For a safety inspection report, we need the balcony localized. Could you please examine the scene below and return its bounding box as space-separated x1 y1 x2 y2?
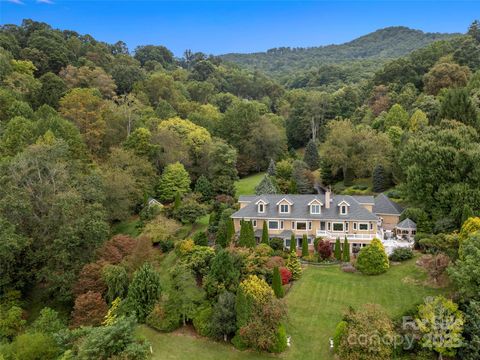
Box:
316 229 384 241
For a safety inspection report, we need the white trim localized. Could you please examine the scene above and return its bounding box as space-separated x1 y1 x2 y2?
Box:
332 222 345 232
358 222 369 231
279 204 290 214
295 221 308 231
255 199 269 205
307 199 323 206
252 220 257 228
340 205 348 215
310 204 321 214
268 220 280 230
258 203 265 213
338 200 351 207
276 197 293 206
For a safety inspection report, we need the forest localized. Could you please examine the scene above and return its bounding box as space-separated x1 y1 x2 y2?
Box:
0 18 480 360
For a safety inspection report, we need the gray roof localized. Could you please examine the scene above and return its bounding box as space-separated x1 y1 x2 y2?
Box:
233 194 378 221
373 193 404 215
396 218 416 229
352 195 375 204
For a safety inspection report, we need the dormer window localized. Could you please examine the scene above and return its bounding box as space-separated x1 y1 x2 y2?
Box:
258 203 264 213
310 204 320 214
308 199 323 215
280 204 289 213
338 200 350 215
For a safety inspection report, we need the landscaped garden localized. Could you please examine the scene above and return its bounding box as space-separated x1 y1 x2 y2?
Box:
139 257 442 360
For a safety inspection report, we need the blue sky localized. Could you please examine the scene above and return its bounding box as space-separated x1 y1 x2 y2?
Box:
0 1 478 56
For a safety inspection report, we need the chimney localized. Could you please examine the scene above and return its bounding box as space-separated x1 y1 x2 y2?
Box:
325 186 331 209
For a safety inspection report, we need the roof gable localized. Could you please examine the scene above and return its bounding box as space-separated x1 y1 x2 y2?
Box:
373 193 404 215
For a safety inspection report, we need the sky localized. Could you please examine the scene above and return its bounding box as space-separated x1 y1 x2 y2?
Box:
0 1 479 56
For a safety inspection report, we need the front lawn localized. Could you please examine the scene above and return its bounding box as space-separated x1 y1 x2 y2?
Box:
140 258 443 360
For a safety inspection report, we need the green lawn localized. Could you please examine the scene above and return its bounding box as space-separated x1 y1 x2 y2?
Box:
235 172 265 197
140 258 442 360
112 216 142 237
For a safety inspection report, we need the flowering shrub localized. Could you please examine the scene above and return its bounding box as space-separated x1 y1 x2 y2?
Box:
317 239 332 260
279 267 292 285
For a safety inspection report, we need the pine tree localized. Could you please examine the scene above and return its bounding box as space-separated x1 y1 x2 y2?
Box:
247 221 256 248
440 88 479 130
343 237 350 262
301 234 309 257
261 221 269 245
267 158 276 176
126 263 161 323
255 175 277 195
290 233 296 253
194 175 213 201
372 164 388 193
292 160 314 194
272 266 284 298
286 253 302 280
303 139 320 170
174 191 181 210
334 238 342 261
239 220 255 248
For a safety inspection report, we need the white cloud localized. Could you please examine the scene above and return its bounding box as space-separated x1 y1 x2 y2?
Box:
37 0 54 3
7 0 25 4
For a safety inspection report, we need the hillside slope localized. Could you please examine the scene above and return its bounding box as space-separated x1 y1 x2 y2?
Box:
220 27 458 85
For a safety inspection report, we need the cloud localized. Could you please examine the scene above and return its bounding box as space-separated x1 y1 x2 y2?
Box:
37 0 54 3
7 0 24 4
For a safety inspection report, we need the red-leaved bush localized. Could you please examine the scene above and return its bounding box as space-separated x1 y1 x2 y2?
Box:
97 234 136 264
317 239 332 260
72 260 107 297
279 267 292 285
71 291 108 328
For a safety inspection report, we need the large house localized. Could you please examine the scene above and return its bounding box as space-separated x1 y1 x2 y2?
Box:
231 190 410 254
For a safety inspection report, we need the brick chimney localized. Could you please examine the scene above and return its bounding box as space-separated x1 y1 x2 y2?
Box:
325 186 331 209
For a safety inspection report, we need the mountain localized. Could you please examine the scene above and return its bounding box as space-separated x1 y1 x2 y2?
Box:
219 27 459 86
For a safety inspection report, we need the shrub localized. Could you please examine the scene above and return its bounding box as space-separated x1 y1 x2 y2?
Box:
389 247 414 262
334 238 342 260
192 306 213 337
126 263 161 323
266 256 285 269
141 214 181 244
157 238 174 253
71 291 108 328
286 253 302 280
231 333 248 350
301 234 309 257
333 320 347 352
97 234 136 264
146 301 181 332
3 332 59 360
279 267 292 285
355 238 389 275
72 261 107 297
269 324 288 353
193 231 208 246
175 239 195 257
272 267 284 298
317 239 332 260
269 237 284 251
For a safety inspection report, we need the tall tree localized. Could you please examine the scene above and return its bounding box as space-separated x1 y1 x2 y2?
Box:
272 266 284 299
156 161 191 203
303 139 320 170
126 263 161 323
255 175 277 195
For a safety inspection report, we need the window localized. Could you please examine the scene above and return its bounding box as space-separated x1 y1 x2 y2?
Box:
308 237 312 244
291 221 294 229
308 221 312 230
327 222 331 231
353 223 357 230
268 221 279 230
280 221 284 230
333 223 344 232
370 222 373 230
359 223 369 231
296 222 307 231
285 239 291 247
258 204 264 213
320 222 326 230
345 222 349 231
310 204 320 214
280 204 289 213
340 205 347 215
253 220 257 227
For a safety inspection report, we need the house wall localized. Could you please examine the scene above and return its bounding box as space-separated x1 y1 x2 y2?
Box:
361 204 374 212
378 214 400 230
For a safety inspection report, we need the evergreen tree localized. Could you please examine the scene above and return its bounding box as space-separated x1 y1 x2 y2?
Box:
238 220 255 248
301 234 309 257
194 175 214 201
272 266 284 298
216 209 235 248
343 237 350 262
290 233 296 253
372 164 388 193
204 249 240 299
174 191 181 210
126 263 161 322
292 160 314 194
334 238 342 261
235 285 251 328
156 161 191 203
261 221 269 245
267 158 276 176
440 88 479 130
255 175 277 195
356 239 389 275
343 167 355 187
210 291 237 341
303 139 320 170
286 252 302 280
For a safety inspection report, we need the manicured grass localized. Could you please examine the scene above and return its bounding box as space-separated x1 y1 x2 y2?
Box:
235 172 265 196
140 258 443 360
